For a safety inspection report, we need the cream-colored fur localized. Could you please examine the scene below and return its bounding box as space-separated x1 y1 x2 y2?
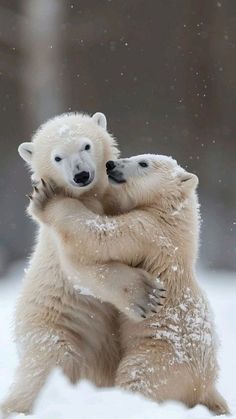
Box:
1 114 162 417
29 154 229 415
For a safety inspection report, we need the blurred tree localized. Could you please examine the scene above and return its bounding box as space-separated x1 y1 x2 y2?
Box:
21 0 65 130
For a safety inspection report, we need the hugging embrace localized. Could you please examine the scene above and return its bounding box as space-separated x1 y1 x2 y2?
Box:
1 112 229 417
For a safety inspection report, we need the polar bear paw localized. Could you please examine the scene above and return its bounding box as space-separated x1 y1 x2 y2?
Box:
121 270 166 321
27 179 61 222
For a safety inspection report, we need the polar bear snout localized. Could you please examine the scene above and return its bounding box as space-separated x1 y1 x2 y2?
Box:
106 166 126 183
73 171 92 186
106 160 126 184
106 160 116 172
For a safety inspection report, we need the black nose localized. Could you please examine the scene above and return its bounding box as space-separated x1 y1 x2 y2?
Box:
73 171 90 184
106 160 116 172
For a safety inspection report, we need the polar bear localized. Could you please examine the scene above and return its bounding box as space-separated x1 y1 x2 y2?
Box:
28 153 229 415
1 114 163 417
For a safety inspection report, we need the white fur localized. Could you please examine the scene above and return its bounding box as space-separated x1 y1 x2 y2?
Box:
92 112 107 130
31 153 229 415
18 142 34 163
1 114 162 417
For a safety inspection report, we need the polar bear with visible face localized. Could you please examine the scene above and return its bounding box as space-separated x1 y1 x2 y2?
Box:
1 114 163 417
28 153 229 415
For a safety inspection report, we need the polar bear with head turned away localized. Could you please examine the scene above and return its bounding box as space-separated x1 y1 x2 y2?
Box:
24 152 229 416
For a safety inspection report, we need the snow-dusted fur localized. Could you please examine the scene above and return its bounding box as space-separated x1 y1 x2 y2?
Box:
1 114 163 417
27 154 229 415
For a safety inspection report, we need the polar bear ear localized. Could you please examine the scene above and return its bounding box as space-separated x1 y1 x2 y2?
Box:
18 142 34 164
180 172 199 193
92 112 107 130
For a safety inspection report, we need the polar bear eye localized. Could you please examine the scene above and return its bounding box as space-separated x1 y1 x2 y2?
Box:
55 156 62 162
85 144 91 151
139 161 148 168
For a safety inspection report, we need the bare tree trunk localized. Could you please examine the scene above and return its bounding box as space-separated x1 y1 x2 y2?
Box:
21 0 65 130
0 1 66 273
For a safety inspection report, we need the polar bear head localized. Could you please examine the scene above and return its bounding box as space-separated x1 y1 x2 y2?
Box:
106 154 198 210
18 112 119 197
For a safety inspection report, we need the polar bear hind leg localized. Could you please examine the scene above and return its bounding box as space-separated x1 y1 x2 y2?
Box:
1 337 82 416
115 344 196 407
200 386 230 416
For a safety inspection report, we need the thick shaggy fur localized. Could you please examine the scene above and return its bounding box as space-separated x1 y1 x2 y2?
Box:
1 114 162 416
28 154 229 415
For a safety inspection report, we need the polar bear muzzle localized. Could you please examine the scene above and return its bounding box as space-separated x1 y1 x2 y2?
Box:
106 161 126 184
73 171 93 187
74 171 89 185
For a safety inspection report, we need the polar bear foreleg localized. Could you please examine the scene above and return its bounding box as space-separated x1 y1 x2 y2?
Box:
60 261 165 321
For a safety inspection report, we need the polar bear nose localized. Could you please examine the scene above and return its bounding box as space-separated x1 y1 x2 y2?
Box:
106 160 116 172
73 171 90 184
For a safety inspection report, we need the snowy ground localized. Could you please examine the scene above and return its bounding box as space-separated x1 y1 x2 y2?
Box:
0 262 235 419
